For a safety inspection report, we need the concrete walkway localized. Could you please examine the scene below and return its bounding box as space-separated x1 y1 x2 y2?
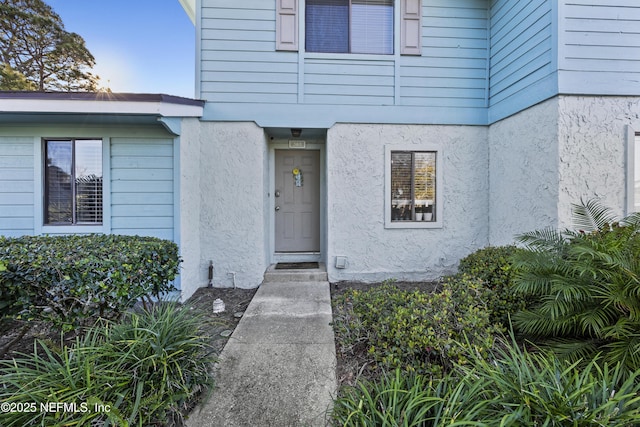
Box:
186 266 337 427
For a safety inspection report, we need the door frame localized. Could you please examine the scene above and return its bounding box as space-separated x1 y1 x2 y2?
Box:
269 141 326 264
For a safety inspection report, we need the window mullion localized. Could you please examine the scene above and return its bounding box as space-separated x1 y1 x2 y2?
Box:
348 0 353 53
71 139 77 224
410 152 416 221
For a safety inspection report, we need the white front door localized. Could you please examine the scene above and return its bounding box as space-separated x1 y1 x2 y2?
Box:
274 149 320 252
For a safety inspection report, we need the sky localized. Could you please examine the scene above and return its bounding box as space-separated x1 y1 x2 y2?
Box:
44 0 196 98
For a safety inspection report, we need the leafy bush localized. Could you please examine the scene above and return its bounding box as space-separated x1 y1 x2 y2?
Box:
0 302 215 427
0 234 180 331
458 245 528 326
332 335 640 426
512 199 640 372
332 277 499 377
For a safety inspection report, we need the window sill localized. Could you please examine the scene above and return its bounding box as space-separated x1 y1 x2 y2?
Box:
385 220 443 229
304 52 395 61
41 225 106 235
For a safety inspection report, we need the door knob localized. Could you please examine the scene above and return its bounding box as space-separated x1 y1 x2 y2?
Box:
275 206 280 211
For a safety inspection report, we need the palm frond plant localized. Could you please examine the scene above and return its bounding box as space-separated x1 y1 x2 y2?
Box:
512 198 640 373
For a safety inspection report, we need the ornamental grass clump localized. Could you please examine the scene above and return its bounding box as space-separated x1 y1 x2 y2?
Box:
0 302 215 427
332 334 640 426
512 199 640 374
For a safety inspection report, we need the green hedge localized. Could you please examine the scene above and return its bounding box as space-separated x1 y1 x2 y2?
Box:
332 277 500 377
458 245 527 327
0 234 180 330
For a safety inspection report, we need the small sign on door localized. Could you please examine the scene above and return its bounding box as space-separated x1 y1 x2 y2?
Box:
292 167 303 187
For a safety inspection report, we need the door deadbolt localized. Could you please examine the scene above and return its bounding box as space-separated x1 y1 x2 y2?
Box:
275 190 280 197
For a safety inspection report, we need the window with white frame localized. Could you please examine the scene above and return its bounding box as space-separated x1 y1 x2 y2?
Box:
305 0 394 54
44 138 103 225
389 150 437 223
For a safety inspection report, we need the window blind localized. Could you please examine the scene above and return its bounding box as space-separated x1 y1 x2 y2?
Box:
391 151 436 221
74 140 103 223
306 0 393 54
351 0 393 54
44 139 102 225
306 0 349 53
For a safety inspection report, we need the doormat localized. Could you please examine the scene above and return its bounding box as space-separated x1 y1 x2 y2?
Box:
275 262 319 270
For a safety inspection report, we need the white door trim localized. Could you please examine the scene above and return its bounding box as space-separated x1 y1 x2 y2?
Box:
268 141 326 264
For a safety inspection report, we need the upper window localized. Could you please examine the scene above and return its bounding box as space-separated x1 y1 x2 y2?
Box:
305 0 394 55
44 139 103 225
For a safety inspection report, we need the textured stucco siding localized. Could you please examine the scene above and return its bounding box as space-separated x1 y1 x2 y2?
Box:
488 97 559 245
326 124 489 283
556 96 640 226
179 121 268 299
489 95 640 245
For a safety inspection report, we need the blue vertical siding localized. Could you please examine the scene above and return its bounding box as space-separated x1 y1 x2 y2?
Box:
559 1 640 94
488 0 555 122
0 137 34 236
110 138 174 240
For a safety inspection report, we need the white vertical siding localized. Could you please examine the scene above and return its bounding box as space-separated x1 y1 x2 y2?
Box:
559 1 640 94
110 138 174 240
0 137 34 237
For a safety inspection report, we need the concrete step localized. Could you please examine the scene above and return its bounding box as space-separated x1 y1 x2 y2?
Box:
263 263 328 282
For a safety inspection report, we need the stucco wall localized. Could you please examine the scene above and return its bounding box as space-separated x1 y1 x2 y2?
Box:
488 95 640 245
556 96 640 226
180 121 268 299
326 124 489 283
488 97 560 245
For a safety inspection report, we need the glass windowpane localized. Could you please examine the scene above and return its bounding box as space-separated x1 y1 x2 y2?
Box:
391 151 436 222
44 139 102 225
75 140 103 223
306 0 349 53
351 0 394 54
45 140 73 224
306 0 393 54
414 152 436 221
391 152 412 220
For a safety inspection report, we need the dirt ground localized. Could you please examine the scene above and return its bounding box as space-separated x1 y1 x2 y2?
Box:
1 281 438 387
0 286 258 361
185 286 258 355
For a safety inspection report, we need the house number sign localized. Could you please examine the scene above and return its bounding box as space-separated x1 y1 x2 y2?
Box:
292 167 303 187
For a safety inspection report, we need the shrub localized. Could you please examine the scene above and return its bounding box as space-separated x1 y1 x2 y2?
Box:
0 302 215 427
332 277 499 377
332 335 640 426
458 245 528 326
0 234 180 331
512 199 640 373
